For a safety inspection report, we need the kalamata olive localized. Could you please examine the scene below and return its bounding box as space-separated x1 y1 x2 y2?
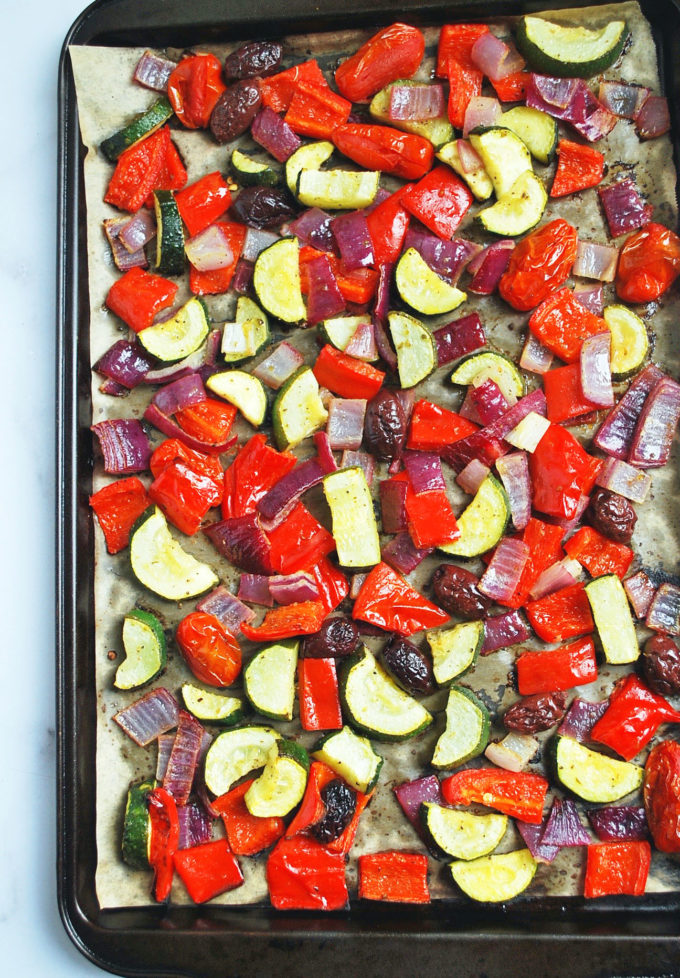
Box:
382 634 435 695
312 780 356 843
503 691 569 734
431 564 491 620
587 488 637 543
223 40 283 82
229 186 297 228
641 634 680 697
363 390 406 461
210 80 261 144
301 616 359 659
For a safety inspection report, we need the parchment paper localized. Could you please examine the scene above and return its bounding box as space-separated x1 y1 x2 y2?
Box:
69 1 680 910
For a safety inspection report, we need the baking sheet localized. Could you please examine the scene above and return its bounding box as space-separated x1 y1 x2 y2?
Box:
68 1 680 912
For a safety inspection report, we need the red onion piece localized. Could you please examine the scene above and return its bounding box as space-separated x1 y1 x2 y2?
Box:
91 418 151 474
443 389 547 472
458 389 483 424
344 321 377 361
645 583 680 635
463 95 502 137
177 800 214 850
311 432 336 475
404 229 480 286
304 253 344 324
257 456 335 523
151 372 206 415
133 50 176 91
403 451 446 494
573 240 618 282
156 733 174 781
434 312 486 366
573 283 604 316
269 571 321 605
119 208 157 253
95 340 155 389
381 532 434 575
557 697 608 741
467 240 514 295
231 258 254 295
580 331 614 408
251 106 302 162
470 378 512 424
196 584 256 629
471 32 525 81
598 81 650 119
242 227 279 262
252 342 304 390
624 570 656 619
327 398 367 451
350 573 367 599
636 95 671 140
394 389 417 428
527 75 617 141
103 217 148 271
496 451 532 531
144 402 236 455
594 364 666 458
379 479 408 534
456 459 490 495
204 514 274 575
99 378 130 397
288 208 336 253
394 775 444 844
389 83 446 121
517 818 560 864
628 376 680 468
185 224 234 272
481 610 531 655
341 450 375 486
595 457 652 503
531 74 579 109
456 138 485 174
519 333 553 375
479 538 530 603
554 493 591 533
529 557 581 602
113 688 180 747
143 351 207 385
237 574 274 607
598 178 653 238
540 798 591 847
332 211 374 270
163 710 205 806
587 806 648 842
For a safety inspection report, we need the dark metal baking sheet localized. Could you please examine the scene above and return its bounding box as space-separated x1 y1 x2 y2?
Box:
57 0 680 974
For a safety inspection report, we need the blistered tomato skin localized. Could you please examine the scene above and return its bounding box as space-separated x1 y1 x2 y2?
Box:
616 222 680 303
176 611 242 686
644 740 680 852
334 23 425 102
498 218 578 312
223 41 283 81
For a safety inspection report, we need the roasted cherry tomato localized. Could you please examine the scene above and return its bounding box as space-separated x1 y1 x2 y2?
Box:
334 23 425 102
167 53 226 129
499 218 578 312
176 611 241 686
616 222 680 303
644 739 680 852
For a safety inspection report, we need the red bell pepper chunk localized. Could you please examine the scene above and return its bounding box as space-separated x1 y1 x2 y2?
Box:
286 761 337 837
405 485 460 549
365 185 412 265
490 70 530 102
334 265 378 304
89 476 150 554
173 839 244 903
167 53 226 129
446 58 483 130
298 657 343 732
529 287 609 363
221 434 297 519
212 779 285 855
335 23 425 103
550 139 605 198
529 424 601 521
437 23 489 75
332 124 434 181
149 460 222 535
189 222 247 295
401 165 473 240
175 397 237 447
105 126 176 213
406 398 479 451
516 636 598 695
285 80 352 139
327 788 373 856
175 171 232 236
240 601 327 642
309 556 349 614
353 562 449 637
266 835 348 910
150 439 223 495
148 787 180 902
260 59 328 113
583 841 651 898
525 582 594 642
105 266 178 333
591 674 680 761
358 851 430 904
144 138 188 207
441 768 549 824
544 362 600 424
564 525 633 579
313 344 385 400
507 517 566 609
267 502 336 575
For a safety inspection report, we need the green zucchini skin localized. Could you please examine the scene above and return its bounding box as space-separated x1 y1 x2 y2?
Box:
153 190 185 276
101 97 174 162
515 15 629 78
121 779 154 868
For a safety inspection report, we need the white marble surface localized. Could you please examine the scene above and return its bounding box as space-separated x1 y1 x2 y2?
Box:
0 1 112 974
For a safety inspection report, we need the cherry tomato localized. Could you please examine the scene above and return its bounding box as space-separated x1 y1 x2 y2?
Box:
616 222 680 303
167 53 226 129
498 218 578 312
334 23 425 102
176 611 241 686
644 739 680 852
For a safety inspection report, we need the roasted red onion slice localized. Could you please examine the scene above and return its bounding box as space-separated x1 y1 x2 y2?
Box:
156 734 175 781
237 574 274 607
177 800 214 850
519 333 553 374
196 585 256 630
341 450 375 485
580 331 614 408
242 227 279 262
646 583 680 635
251 106 302 162
529 557 581 602
152 372 206 415
288 208 336 253
434 313 486 366
479 538 530 604
381 532 434 575
517 818 560 864
462 95 502 137
573 283 604 316
143 350 208 386
624 570 656 619
496 451 532 531
103 217 148 271
185 224 234 272
598 81 650 119
598 178 653 237
628 376 680 468
587 806 648 842
593 364 666 458
456 138 485 174
540 798 591 847
304 253 344 324
471 378 513 423
327 398 367 450
595 457 652 503
403 451 446 493
163 710 205 806
204 514 274 575
471 32 525 80
636 95 671 140
456 459 490 495
257 455 336 522
344 321 378 361
119 208 157 253
91 418 151 474
332 210 374 270
252 342 305 390
388 83 446 120
527 75 617 141
379 478 408 534
573 240 618 282
313 430 337 473
95 340 155 389
404 229 479 285
557 697 608 741
133 50 177 91
114 688 180 747
269 572 321 605
393 775 444 844
481 610 531 655
467 240 514 294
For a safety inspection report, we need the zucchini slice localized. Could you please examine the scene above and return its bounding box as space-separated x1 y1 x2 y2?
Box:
437 140 494 202
469 128 533 200
552 735 644 803
320 315 373 354
253 237 306 324
206 370 268 427
477 171 547 237
450 351 525 401
323 467 381 568
101 96 174 162
431 686 490 769
516 15 629 78
439 475 510 558
115 608 167 690
181 683 245 726
204 725 282 796
426 620 484 686
388 311 437 389
286 140 334 195
221 296 270 363
312 726 384 794
244 640 299 721
296 168 380 209
271 365 328 450
422 804 507 860
230 148 281 187
244 740 310 818
449 849 537 903
585 574 640 664
137 297 209 363
603 304 649 379
395 248 468 316
370 80 454 147
501 106 558 165
130 507 218 600
153 189 185 276
121 779 154 868
340 647 433 742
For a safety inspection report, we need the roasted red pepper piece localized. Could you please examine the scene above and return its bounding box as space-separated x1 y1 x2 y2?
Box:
309 557 349 614
332 124 434 181
267 503 336 574
189 221 247 295
436 23 489 75
266 835 348 910
335 265 378 304
167 53 226 129
313 344 385 400
516 636 598 695
213 779 285 855
525 582 594 642
446 58 483 130
358 851 430 904
550 139 605 198
240 601 327 641
148 787 180 902
221 434 297 519
441 768 548 824
173 839 244 903
405 485 460 549
644 740 680 852
498 219 578 312
401 165 474 240
104 127 177 213
543 362 600 423
285 80 352 139
298 657 343 731
286 761 336 837
583 841 651 898
616 222 680 303
327 788 372 856
335 23 425 102
176 611 242 686
144 137 188 207
175 398 237 447
489 70 530 102
564 525 634 579
529 424 601 521
591 675 680 761
89 476 150 554
353 561 449 636
406 399 479 450
365 185 412 265
175 171 232 236
149 460 222 535
529 287 609 363
150 439 223 495
508 517 565 609
105 266 178 333
259 59 328 112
